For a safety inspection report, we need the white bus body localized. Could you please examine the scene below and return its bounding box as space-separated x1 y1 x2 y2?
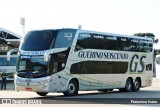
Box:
7 29 153 96
0 55 17 81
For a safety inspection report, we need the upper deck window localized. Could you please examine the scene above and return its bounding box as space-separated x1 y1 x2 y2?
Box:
75 33 153 52
75 33 118 51
54 29 76 48
20 29 76 51
20 30 56 51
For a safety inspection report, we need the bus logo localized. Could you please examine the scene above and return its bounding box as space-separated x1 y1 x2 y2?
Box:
130 55 146 73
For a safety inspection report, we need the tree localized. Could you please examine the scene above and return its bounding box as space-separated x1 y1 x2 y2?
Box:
154 38 159 44
134 33 159 44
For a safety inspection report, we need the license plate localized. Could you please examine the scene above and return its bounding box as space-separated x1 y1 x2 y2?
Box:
25 87 32 91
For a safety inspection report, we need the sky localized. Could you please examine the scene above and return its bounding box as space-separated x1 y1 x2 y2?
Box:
0 0 160 48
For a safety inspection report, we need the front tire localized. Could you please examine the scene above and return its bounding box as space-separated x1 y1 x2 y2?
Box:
36 92 48 96
63 80 78 96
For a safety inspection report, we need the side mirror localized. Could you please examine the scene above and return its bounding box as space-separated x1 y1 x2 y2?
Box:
156 55 160 64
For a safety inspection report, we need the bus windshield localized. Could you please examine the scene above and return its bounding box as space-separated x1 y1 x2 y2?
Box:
17 56 48 78
20 30 56 51
20 29 76 51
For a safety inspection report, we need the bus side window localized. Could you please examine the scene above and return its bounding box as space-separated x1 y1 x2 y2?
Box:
53 62 63 73
53 62 58 73
74 33 91 51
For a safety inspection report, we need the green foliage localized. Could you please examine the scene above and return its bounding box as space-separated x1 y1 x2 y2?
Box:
154 38 159 44
134 33 158 44
134 33 155 38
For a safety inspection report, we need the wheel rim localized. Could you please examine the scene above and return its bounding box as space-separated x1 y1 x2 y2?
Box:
126 80 132 91
134 80 140 89
68 83 75 94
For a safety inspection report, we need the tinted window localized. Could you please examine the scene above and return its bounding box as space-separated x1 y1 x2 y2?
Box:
0 58 7 66
117 37 153 52
129 38 153 52
20 30 56 51
117 37 129 51
8 57 17 66
70 61 128 74
75 33 91 51
75 33 118 51
54 30 76 48
106 35 118 50
0 57 16 66
91 34 106 49
48 52 68 75
75 33 153 52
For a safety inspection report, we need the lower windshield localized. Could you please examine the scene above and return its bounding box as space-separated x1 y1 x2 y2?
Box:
17 56 48 78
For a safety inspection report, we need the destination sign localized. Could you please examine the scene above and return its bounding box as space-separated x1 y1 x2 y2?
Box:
20 50 47 55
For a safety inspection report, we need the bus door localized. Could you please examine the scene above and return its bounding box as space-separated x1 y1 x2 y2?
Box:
49 61 61 92
50 61 66 92
49 51 68 91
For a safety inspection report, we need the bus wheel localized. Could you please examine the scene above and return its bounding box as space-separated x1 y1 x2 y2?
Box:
133 78 140 91
125 78 133 92
36 92 48 96
120 78 133 92
63 80 78 96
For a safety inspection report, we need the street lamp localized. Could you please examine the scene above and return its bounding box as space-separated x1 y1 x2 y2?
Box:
20 17 25 36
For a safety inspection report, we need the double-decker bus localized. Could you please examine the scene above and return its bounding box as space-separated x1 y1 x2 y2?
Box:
0 55 17 81
7 29 153 96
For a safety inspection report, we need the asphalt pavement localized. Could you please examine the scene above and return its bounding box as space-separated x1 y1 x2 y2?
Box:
0 81 14 91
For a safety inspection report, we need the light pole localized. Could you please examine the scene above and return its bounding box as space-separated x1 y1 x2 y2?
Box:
20 17 25 36
78 24 82 29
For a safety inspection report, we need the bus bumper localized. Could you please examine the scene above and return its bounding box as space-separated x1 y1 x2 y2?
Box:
15 77 51 92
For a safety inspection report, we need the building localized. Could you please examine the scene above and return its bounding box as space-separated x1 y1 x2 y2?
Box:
0 27 21 52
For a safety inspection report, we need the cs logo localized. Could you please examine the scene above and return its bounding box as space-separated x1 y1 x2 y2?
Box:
130 55 146 73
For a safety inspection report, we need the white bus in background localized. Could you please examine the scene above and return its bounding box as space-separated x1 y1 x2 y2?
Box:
0 55 17 81
7 29 154 96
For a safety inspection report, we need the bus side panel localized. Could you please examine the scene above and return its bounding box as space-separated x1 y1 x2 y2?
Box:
80 74 102 90
113 74 126 89
101 74 114 89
